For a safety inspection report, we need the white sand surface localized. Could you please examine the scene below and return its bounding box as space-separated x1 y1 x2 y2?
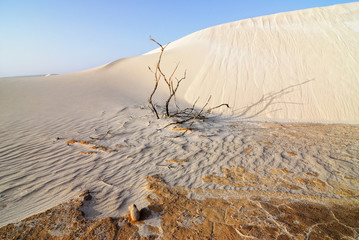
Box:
0 2 359 228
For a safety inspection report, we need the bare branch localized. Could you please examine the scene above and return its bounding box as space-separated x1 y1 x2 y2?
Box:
191 96 199 111
166 71 186 117
150 36 170 87
178 96 199 114
148 66 154 73
178 122 194 137
198 95 212 116
169 63 180 84
147 36 166 119
147 37 229 124
162 116 196 129
148 78 160 119
149 35 167 50
206 103 230 113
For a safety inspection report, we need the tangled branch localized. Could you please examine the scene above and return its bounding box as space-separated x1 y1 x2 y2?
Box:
147 37 229 124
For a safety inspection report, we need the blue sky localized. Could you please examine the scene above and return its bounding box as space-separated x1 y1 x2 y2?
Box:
0 0 356 77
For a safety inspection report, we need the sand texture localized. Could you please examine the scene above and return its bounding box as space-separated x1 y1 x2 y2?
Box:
1 168 359 239
1 116 358 239
0 2 359 239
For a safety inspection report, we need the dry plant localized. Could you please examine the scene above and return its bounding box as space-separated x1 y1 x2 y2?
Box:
148 36 229 124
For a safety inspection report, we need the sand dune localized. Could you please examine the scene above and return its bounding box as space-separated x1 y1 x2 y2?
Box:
0 2 359 236
1 3 358 123
148 2 359 122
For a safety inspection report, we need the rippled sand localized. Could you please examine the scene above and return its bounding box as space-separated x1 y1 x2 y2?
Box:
1 116 358 239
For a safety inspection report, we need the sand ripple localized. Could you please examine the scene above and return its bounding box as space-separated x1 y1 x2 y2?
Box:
1 106 358 228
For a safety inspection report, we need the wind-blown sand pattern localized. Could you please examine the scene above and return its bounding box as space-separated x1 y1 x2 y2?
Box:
1 110 358 239
1 168 359 239
0 2 359 239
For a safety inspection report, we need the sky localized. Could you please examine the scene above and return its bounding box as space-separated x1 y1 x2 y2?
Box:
0 0 356 77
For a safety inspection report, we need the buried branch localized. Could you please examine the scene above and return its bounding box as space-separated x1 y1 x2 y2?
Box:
163 96 230 130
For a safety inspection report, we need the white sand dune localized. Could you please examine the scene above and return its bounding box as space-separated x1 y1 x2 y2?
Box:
1 2 359 123
149 2 359 122
0 2 359 228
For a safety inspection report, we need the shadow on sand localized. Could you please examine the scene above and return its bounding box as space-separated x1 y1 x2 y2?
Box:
231 79 313 119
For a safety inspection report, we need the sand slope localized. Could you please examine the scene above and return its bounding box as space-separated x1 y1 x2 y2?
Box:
151 2 359 122
2 3 358 123
0 2 359 230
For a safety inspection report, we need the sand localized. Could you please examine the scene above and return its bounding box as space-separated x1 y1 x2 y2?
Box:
0 2 359 239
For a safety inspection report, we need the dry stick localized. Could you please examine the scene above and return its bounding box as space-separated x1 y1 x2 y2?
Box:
191 97 200 112
164 96 230 129
164 64 181 117
166 71 186 117
148 36 169 119
163 100 207 128
198 96 212 117
168 63 180 85
171 96 198 118
149 37 229 121
150 37 186 118
172 73 186 112
165 97 209 129
148 81 160 119
179 122 194 137
162 116 196 129
148 66 160 119
172 87 196 118
198 96 230 117
149 37 169 86
184 97 200 115
207 103 230 113
150 36 175 117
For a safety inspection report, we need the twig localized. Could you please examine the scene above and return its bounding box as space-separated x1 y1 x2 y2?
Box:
207 103 230 113
198 96 212 116
180 122 194 137
162 116 196 129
